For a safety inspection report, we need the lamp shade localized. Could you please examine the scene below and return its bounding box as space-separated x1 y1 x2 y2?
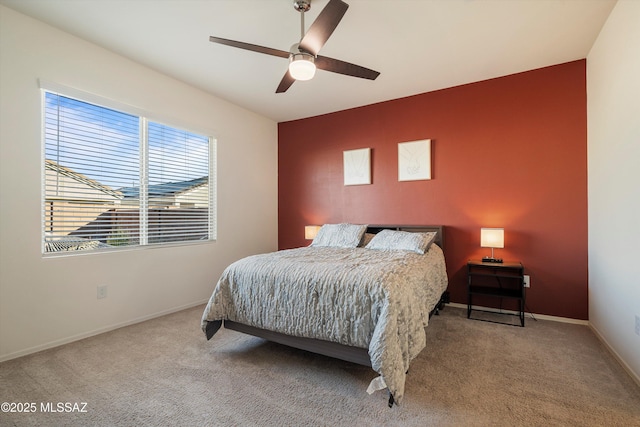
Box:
480 228 504 248
289 53 316 81
305 225 321 240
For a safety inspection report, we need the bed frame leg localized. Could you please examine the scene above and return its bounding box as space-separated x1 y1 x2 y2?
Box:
438 291 450 311
205 320 222 340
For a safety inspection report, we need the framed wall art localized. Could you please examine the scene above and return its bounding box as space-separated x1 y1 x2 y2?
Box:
398 139 431 181
343 148 371 186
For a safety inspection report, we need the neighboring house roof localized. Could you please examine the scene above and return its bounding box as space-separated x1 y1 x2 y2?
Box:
120 176 208 199
44 235 112 252
45 159 123 199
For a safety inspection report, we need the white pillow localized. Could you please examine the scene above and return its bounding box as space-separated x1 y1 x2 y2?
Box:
311 223 368 248
365 230 437 254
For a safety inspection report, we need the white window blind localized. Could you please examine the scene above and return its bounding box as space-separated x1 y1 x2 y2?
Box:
43 91 215 254
146 123 211 244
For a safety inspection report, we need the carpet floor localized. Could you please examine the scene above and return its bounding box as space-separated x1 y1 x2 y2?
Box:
1 305 639 426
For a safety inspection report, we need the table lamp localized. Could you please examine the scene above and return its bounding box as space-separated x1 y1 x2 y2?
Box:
481 227 504 263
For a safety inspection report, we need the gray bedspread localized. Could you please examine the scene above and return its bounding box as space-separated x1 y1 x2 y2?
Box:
201 244 448 403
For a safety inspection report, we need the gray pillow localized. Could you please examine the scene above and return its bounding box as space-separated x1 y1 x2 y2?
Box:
311 223 368 248
365 230 437 254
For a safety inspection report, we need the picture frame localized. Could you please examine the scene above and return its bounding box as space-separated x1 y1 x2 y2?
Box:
343 148 371 186
398 139 431 181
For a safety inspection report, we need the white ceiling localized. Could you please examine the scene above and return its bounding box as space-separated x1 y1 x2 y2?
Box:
1 0 615 122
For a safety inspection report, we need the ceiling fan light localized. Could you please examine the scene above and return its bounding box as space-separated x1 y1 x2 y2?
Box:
289 53 316 81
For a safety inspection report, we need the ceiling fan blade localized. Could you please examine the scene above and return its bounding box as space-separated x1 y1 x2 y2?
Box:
209 36 290 59
276 70 296 93
299 0 349 56
315 55 380 80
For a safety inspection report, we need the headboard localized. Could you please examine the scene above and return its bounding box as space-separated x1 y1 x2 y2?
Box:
366 225 445 250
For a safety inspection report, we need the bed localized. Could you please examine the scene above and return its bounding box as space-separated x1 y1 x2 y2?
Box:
201 224 448 406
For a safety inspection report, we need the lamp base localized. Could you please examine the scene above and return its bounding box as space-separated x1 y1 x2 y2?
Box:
482 257 503 263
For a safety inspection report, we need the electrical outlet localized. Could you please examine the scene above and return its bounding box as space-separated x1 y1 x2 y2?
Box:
97 285 108 299
523 275 530 288
635 315 640 336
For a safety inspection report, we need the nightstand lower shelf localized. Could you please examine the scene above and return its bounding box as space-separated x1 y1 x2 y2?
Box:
467 305 525 327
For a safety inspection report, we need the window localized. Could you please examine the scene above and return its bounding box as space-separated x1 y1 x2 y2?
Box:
43 91 216 254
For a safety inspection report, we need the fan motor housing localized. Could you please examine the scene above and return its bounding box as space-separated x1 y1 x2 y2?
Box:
294 1 311 12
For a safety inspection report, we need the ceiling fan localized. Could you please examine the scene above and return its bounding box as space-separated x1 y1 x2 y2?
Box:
209 0 380 93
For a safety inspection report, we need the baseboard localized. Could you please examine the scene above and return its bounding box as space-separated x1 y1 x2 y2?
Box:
589 323 640 388
448 302 589 325
0 299 208 363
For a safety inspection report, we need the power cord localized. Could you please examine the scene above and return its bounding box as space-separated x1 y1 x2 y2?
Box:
525 303 537 321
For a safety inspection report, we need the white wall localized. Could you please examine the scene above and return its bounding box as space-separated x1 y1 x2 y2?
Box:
0 6 278 361
587 0 640 382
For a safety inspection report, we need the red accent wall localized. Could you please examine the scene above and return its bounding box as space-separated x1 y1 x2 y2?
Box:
278 60 588 320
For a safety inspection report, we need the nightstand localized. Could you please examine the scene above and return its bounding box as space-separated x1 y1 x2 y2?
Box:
467 260 525 327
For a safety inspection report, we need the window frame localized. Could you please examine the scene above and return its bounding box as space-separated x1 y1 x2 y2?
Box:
40 81 217 256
